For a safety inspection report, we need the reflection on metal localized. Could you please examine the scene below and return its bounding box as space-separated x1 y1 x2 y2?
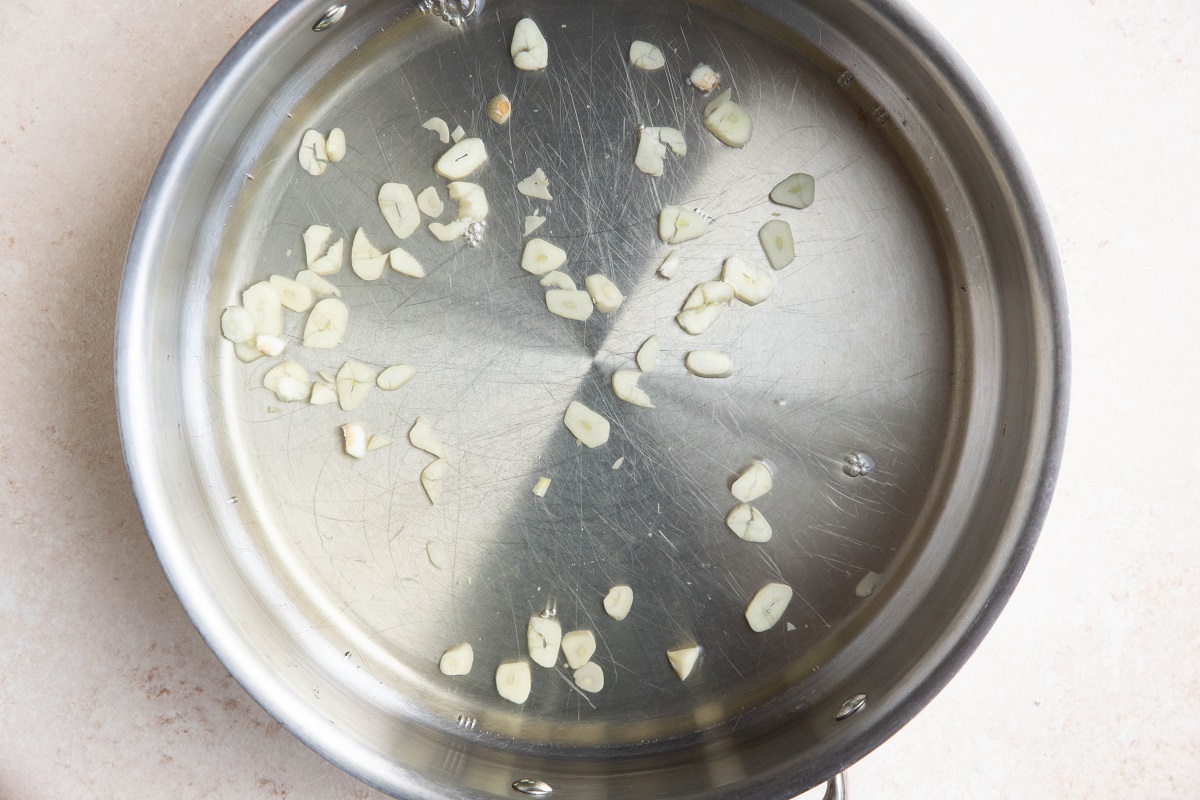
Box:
512 778 553 796
312 4 346 32
835 693 868 721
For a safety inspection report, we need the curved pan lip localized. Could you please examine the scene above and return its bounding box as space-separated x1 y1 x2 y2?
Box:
115 0 1069 796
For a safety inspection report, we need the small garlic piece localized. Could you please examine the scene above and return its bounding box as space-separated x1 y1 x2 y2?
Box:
563 400 610 447
303 298 348 348
298 129 328 175
758 219 796 270
532 476 551 497
856 571 884 598
770 172 816 210
561 630 596 670
351 228 388 280
527 616 562 668
726 503 772 542
635 126 687 177
686 350 732 378
524 214 547 235
658 206 710 244
263 361 310 402
636 335 660 372
585 274 624 313
376 364 415 391
336 360 376 411
309 238 344 276
439 643 473 676
220 306 254 343
657 250 680 279
517 168 553 201
676 281 734 335
688 63 720 92
511 18 549 71
295 270 341 297
603 585 633 621
409 416 447 458
732 461 773 502
450 124 465 143
629 40 666 71
745 583 793 632
546 289 594 321
428 219 469 242
611 457 625 470
303 225 333 266
421 458 448 504
495 661 531 704
369 435 392 450
721 256 774 305
269 274 314 312
447 181 488 222
416 186 444 218
235 340 262 363
255 334 286 357
422 116 450 144
342 422 367 458
539 271 575 291
326 127 346 162
573 662 604 693
666 645 700 681
434 138 488 180
242 281 283 336
378 183 420 239
487 93 512 125
522 238 566 275
426 540 448 569
612 370 653 408
388 247 425 278
703 89 753 148
309 382 337 405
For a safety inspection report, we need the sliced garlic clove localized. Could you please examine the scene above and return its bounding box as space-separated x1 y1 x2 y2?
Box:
495 661 531 704
439 643 473 676
376 364 415 391
511 17 549 71
721 256 774 305
769 172 816 210
428 219 469 242
522 238 566 275
303 224 333 266
603 585 633 620
726 503 772 542
342 422 367 458
317 370 336 384
263 361 310 402
629 40 666 71
532 476 551 497
450 124 466 143
235 340 264 363
426 540 448 569
676 280 734 335
856 571 884 598
688 63 721 93
758 219 796 270
366 434 392 451
326 127 346 163
561 630 596 670
309 238 344 276
524 214 547 235
585 274 624 312
612 370 653 408
269 274 314 312
302 298 348 348
295 269 341 297
636 335 660 373
422 116 451 144
517 168 553 201
409 416 447 459
220 306 255 343
487 93 512 125
667 645 700 681
732 460 773 502
546 289 594 321
416 186 444 218
309 382 337 405
298 129 328 176
242 281 283 337
378 183 420 239
563 400 610 447
388 247 425 278
434 138 488 180
421 457 448 504
336 360 376 411
573 662 604 693
658 206 710 244
745 582 793 632
527 616 562 668
685 350 732 378
635 126 687 177
657 250 680 279
703 89 753 148
255 334 286 357
447 181 489 222
351 228 388 281
539 271 575 291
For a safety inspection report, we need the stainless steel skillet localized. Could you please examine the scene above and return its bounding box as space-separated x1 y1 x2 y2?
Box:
116 0 1069 797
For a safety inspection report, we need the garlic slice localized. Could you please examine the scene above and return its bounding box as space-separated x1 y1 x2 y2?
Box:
539 271 575 291
532 476 551 497
612 370 653 408
657 250 680 279
429 219 469 242
666 645 700 681
726 503 772 542
546 289 594 321
561 630 596 669
269 274 314 312
603 585 633 621
584 274 624 312
527 616 562 668
447 181 488 221
378 183 420 239
295 270 341 297
758 219 796 270
629 40 666 71
416 186 444 217
263 361 310 402
636 335 660 372
342 422 367 458
522 238 566 275
573 662 604 693
351 228 387 281
426 540 448 569
450 124 465 143
243 281 283 337
336 360 376 411
439 643 473 676
702 89 753 148
421 458 448 504
303 224 333 266
658 206 710 244
770 172 816 210
495 661 531 704
309 238 344 276
368 434 392 451
235 341 263 363
434 138 488 180
611 457 625 470
721 256 774 305
685 350 732 378
487 94 512 125
326 128 346 162
856 571 884 598
563 401 610 447
676 281 734 335
511 18 549 71
732 461 773 503
388 247 425 278
517 168 553 201
635 126 687 177
409 416 447 458
376 365 415 391
422 116 451 144
745 583 793 632
298 129 328 176
688 63 720 93
255 334 286 357
524 214 547 235
309 382 337 405
220 307 255 344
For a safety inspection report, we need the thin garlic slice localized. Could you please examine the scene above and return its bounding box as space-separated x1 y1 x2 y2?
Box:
517 168 553 201
658 206 710 244
657 250 680 279
635 126 687 177
732 461 773 502
629 40 666 71
770 172 816 210
255 334 286 357
298 129 328 176
563 401 610 447
243 281 283 337
421 458 448 504
585 274 624 313
745 583 793 632
427 540 448 569
561 630 596 669
220 306 254 343
422 116 450 144
263 361 310 402
703 89 753 147
522 238 566 275
342 422 367 458
351 228 388 280
611 457 625 470
434 138 488 180
447 181 488 221
309 382 337 405
726 503 772 542
667 645 700 681
295 270 341 297
487 93 512 125
532 476 552 497
376 365 415 391
269 274 314 312
686 350 732 378
378 183 420 239
409 416 447 458
636 335 660 372
547 289 594 321
721 256 774 305
303 225 333 266
676 281 734 335
524 214 547 235
573 662 604 693
612 370 653 408
336 360 376 411
539 271 575 291
326 128 346 162
439 643 473 676
429 219 469 242
511 18 549 71
758 219 796 270
527 616 562 668
309 238 344 276
603 585 633 621
688 63 720 92
495 661 531 704
450 124 465 143
389 247 425 278
856 571 884 598
416 186 444 217
235 341 262 363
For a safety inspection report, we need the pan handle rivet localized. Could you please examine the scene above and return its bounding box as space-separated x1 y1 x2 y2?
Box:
312 4 347 32
835 693 867 720
512 779 554 796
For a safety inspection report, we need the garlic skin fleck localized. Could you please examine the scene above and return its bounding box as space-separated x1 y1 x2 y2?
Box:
703 89 753 148
439 643 473 676
517 168 553 201
255 334 286 357
220 306 255 344
426 540 448 569
447 181 489 222
242 281 283 337
527 616 562 668
416 186 444 218
721 256 774 305
745 583 793 633
612 370 653 408
351 228 388 281
303 225 333 266
295 270 341 298
758 219 796 270
688 63 721 93
409 416 447 459
573 662 604 693
434 138 488 180
388 247 426 278
524 214 547 235
336 360 376 411
629 40 666 71
302 298 348 349
667 645 700 681
422 116 451 144
487 93 512 125
563 400 610 447
770 172 816 210
561 630 596 669
532 476 551 498
635 126 687 177
676 280 734 335
636 335 660 372
585 274 624 312
495 661 532 704
603 585 633 621
731 461 773 503
263 361 310 403
298 129 328 175
342 422 367 459
309 238 344 276
326 128 346 162
658 206 710 244
511 18 549 71
726 503 772 542
378 183 420 239
539 271 575 291
450 124 465 143
546 289 594 321
657 250 680 279
376 365 415 391
421 458 448 504
522 238 567 275
269 274 314 312
685 350 732 378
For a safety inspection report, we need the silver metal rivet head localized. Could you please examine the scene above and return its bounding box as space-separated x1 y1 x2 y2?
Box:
313 4 347 32
512 779 554 796
835 693 867 720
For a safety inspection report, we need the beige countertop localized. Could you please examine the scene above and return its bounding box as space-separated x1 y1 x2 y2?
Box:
2 1 1197 798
